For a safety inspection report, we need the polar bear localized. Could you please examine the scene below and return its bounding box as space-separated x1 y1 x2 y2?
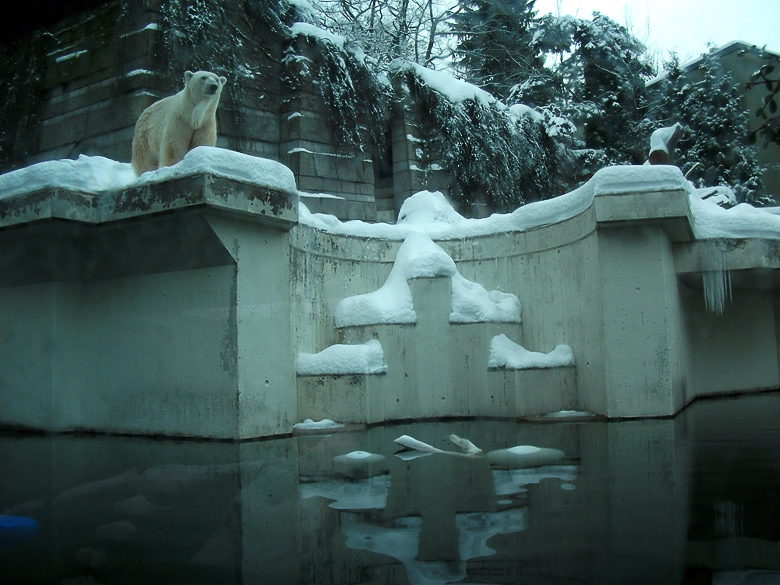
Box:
131 70 227 176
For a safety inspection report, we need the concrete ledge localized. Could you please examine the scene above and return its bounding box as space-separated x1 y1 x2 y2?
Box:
0 188 98 227
297 374 370 424
595 188 694 242
104 174 298 228
296 365 578 425
0 173 299 231
675 238 780 290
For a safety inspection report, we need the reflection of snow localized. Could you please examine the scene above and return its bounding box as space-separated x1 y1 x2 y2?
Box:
456 509 529 559
342 509 529 585
299 475 390 510
492 465 578 496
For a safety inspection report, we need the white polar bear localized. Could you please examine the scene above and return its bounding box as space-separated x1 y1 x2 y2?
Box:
131 70 227 176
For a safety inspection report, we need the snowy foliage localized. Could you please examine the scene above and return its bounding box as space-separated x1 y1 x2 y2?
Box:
451 0 545 100
397 62 566 210
743 47 780 148
285 20 392 155
648 52 766 205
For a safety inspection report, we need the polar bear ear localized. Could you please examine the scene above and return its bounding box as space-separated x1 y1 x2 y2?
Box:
219 76 227 87
184 71 194 83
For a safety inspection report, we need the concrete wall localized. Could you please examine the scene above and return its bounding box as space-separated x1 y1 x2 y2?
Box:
0 174 299 439
291 177 780 427
2 170 780 438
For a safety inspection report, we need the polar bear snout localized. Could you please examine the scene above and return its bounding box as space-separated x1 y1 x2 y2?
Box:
206 82 219 95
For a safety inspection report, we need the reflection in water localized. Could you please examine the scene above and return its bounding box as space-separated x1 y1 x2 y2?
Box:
1 392 779 584
301 441 577 585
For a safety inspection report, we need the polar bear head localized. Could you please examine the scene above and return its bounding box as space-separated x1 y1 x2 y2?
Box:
184 70 227 127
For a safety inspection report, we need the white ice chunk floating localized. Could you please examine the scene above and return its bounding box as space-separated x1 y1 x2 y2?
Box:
489 334 574 369
296 339 388 376
394 435 445 454
448 434 483 456
487 446 566 468
333 451 387 477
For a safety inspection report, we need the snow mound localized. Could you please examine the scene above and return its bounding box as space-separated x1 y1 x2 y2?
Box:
0 147 297 201
296 339 388 375
293 418 345 431
396 190 465 225
134 146 297 194
0 155 135 199
590 164 688 195
334 233 521 327
393 61 496 106
300 164 780 244
689 195 780 239
489 334 574 369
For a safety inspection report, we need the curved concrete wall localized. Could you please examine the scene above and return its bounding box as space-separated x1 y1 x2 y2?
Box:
2 168 780 438
291 174 780 425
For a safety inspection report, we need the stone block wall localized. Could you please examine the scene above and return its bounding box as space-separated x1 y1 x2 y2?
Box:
0 0 379 219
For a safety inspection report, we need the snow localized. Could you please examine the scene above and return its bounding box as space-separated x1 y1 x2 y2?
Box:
334 232 520 327
0 155 135 199
394 435 445 454
4 149 770 245
392 61 497 107
296 339 388 375
0 147 296 201
508 445 541 455
508 103 545 123
301 165 780 243
337 450 382 461
545 410 595 418
290 22 345 48
55 50 88 63
292 418 345 431
131 147 297 195
489 334 574 370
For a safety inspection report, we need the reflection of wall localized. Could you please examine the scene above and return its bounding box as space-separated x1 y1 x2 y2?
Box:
291 418 689 585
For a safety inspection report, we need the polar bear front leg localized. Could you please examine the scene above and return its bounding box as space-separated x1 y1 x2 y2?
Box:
160 134 189 168
189 124 217 150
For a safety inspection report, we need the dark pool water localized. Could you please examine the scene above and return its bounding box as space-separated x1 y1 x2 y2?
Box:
1 392 779 585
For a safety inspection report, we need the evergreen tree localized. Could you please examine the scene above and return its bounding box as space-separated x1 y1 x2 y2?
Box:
744 48 780 148
567 12 654 165
648 52 766 205
452 0 545 100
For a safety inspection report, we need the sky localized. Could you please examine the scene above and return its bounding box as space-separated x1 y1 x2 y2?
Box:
534 0 780 63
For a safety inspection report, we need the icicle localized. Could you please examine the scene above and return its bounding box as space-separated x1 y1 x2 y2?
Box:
702 269 732 315
700 242 732 316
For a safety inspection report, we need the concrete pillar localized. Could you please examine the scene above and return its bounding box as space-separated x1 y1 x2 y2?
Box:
597 225 686 417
